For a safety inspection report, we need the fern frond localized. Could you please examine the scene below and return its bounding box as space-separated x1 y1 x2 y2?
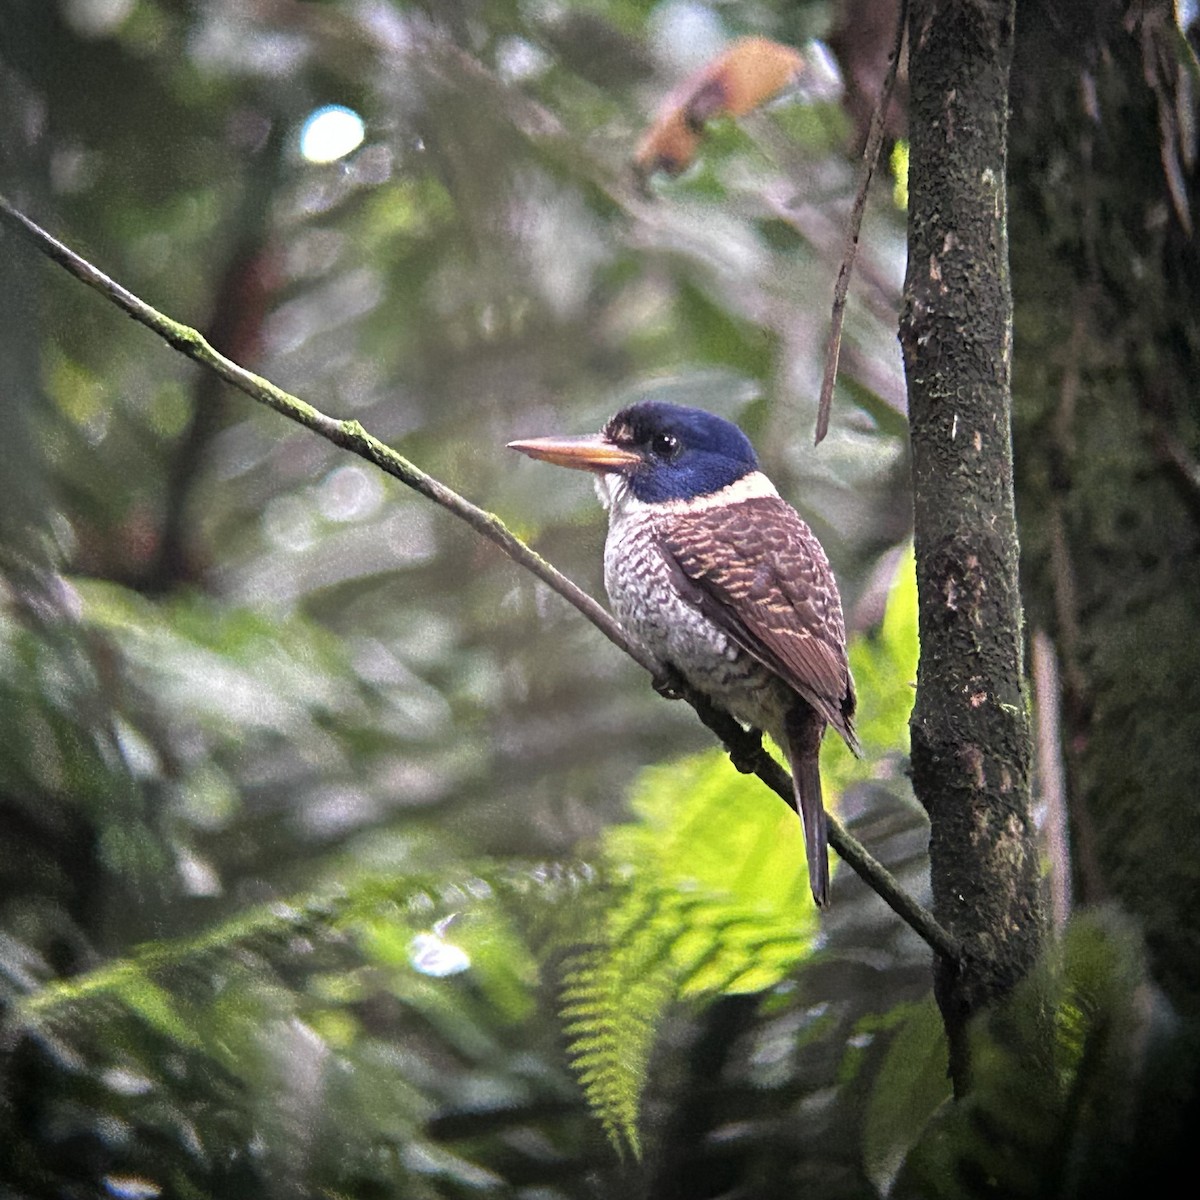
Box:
558 883 819 1155
560 936 678 1157
556 748 826 1155
16 859 599 1029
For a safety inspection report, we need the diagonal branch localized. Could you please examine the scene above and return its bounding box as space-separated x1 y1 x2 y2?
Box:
0 194 959 965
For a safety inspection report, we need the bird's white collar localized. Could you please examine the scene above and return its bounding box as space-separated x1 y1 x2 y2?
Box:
596 469 779 517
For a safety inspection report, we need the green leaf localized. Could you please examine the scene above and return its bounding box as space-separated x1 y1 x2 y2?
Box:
896 908 1195 1199
560 749 821 1154
861 996 951 1195
824 543 918 786
675 280 776 377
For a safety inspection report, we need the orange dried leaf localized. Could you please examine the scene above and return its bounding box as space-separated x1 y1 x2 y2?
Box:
634 37 807 177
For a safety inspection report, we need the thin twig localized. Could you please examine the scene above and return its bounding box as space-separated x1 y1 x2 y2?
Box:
0 193 960 965
1149 418 1200 523
814 0 908 445
0 196 643 665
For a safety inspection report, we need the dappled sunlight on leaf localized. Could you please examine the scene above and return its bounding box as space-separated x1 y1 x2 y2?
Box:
613 751 816 936
824 542 918 786
561 750 822 1153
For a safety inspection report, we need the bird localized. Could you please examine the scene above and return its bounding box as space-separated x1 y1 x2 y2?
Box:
508 400 859 907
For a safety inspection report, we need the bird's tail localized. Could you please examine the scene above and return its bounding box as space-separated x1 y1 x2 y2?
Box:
784 706 829 907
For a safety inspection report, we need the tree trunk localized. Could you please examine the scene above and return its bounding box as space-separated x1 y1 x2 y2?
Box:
899 0 1044 1091
1009 0 1200 1019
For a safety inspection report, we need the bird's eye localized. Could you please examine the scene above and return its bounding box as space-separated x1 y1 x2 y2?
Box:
651 432 680 459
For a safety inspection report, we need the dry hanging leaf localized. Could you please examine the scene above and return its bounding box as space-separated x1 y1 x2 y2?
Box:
634 36 807 178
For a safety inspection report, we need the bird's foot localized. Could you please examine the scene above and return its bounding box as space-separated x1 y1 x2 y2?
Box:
652 666 687 700
726 729 765 774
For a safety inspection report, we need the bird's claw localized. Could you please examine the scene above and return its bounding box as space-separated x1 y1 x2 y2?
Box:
726 730 764 774
720 724 768 772
652 667 686 700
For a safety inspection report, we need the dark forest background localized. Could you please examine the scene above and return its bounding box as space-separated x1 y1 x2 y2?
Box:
2 1 1198 1197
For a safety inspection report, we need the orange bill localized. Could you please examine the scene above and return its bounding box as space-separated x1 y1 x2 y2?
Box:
507 433 642 471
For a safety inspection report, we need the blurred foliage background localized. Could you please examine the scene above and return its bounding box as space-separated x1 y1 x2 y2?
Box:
1 1 1197 1197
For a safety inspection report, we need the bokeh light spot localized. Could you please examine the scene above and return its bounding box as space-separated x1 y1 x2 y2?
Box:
409 930 471 977
299 105 365 164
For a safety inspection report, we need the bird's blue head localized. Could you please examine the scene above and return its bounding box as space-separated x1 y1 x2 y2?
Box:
508 401 759 503
600 402 759 502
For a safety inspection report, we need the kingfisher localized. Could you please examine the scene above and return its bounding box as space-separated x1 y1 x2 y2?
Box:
508 401 859 906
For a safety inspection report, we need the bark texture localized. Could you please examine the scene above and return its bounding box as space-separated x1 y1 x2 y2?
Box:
1009 0 1200 1018
899 0 1043 1089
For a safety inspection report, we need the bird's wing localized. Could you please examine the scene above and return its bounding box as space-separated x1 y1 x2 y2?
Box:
656 495 859 748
